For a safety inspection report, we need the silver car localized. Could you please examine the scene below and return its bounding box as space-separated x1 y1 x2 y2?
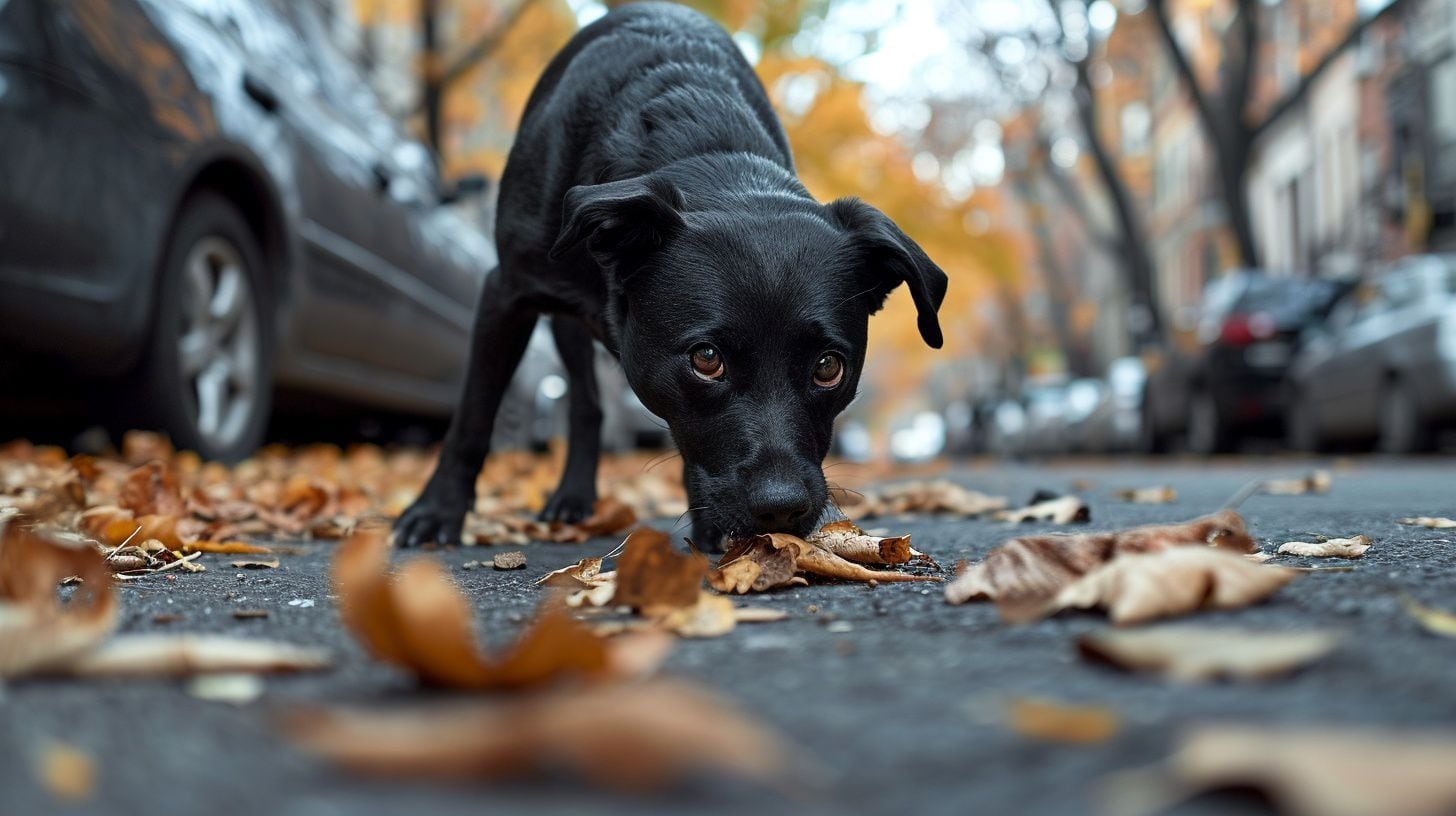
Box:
1286 255 1456 452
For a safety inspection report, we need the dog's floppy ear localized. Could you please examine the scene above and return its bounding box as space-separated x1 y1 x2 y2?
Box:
549 175 685 265
827 197 948 349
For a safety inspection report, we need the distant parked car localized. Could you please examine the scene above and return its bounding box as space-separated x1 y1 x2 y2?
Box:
1078 357 1146 453
1062 378 1109 453
1141 271 1350 454
986 397 1029 457
1022 382 1071 455
0 0 494 460
1286 255 1456 452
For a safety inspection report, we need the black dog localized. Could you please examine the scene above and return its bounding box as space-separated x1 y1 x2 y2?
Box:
395 2 947 551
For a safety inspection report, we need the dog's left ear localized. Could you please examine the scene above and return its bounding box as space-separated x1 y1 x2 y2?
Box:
827 197 949 349
549 175 685 266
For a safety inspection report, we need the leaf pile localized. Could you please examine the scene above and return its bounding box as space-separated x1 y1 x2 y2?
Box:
0 518 329 680
945 509 1264 621
0 434 677 563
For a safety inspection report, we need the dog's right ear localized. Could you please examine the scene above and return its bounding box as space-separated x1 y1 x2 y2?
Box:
549 176 686 265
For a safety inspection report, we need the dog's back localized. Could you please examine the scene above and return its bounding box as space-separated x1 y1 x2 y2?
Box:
495 2 793 260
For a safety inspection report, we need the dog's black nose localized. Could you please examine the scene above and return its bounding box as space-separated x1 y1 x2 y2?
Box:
747 479 815 532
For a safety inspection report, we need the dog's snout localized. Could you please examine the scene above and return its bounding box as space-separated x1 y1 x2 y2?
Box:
747 479 815 532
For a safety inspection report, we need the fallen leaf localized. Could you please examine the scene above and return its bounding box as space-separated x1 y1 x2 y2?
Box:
710 534 800 594
230 558 280 569
733 607 787 623
655 592 738 638
55 635 330 677
807 519 937 568
0 521 118 678
1006 697 1120 744
282 679 801 791
993 494 1090 524
945 509 1258 615
1078 627 1338 682
1113 486 1177 504
187 673 265 705
836 479 1009 519
1262 470 1332 496
118 461 185 517
333 529 643 689
232 609 269 620
1277 535 1372 559
492 551 527 571
574 497 638 538
792 535 943 584
1040 548 1297 625
535 555 607 588
612 528 706 611
1397 516 1456 529
1101 726 1456 816
36 742 94 802
1403 597 1456 638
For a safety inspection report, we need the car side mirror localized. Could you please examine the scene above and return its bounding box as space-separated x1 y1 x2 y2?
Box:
440 173 491 205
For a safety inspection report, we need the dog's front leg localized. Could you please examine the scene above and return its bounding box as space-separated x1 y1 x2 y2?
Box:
540 316 602 523
396 270 538 547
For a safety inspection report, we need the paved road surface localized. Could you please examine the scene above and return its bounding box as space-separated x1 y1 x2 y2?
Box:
5 457 1456 816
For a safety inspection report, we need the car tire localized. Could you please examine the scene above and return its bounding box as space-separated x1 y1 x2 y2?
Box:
1376 378 1430 455
128 192 273 463
1185 388 1231 455
1285 390 1323 453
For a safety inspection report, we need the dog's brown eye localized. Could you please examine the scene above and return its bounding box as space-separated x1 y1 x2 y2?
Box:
690 345 725 381
813 353 844 388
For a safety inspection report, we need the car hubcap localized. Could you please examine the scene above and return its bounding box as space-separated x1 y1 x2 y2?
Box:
178 237 259 451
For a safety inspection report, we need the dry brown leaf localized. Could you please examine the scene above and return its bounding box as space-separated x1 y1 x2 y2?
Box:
612 528 706 611
1113 486 1177 504
807 519 937 568
282 679 800 791
1078 627 1339 682
36 742 94 802
1041 548 1297 625
710 534 800 594
945 509 1258 615
654 592 738 638
492 551 527 571
792 536 942 583
230 558 280 570
1404 597 1456 638
993 495 1090 524
117 461 185 517
837 479 1009 519
1102 726 1456 816
1397 516 1456 529
332 529 634 689
1277 535 1372 559
1262 470 1332 496
0 521 118 678
1006 698 1119 744
574 497 638 538
58 635 330 677
733 607 787 623
535 555 606 588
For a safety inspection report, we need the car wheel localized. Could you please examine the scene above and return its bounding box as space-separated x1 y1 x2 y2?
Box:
1376 379 1430 455
1285 390 1323 453
1185 388 1230 455
131 193 273 463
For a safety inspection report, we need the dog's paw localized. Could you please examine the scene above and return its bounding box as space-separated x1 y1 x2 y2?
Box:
540 489 596 524
394 495 468 548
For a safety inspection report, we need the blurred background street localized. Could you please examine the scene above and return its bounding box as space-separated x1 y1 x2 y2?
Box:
5 0 1456 461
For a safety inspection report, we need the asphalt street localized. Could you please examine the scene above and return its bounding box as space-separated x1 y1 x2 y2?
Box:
4 457 1456 816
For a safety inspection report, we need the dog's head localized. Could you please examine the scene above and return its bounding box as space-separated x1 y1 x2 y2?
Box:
551 174 946 538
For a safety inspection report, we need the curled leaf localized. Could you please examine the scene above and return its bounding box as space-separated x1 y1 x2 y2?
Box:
1078 627 1338 682
1277 535 1372 559
993 495 1090 525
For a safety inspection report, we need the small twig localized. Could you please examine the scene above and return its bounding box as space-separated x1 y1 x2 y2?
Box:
1220 478 1268 511
113 551 203 580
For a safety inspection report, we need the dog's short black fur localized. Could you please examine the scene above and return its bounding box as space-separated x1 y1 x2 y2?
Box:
396 2 947 551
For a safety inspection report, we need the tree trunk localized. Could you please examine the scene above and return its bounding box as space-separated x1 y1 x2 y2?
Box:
1010 170 1095 377
420 0 444 159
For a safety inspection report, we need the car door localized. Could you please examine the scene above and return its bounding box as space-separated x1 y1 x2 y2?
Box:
0 0 197 366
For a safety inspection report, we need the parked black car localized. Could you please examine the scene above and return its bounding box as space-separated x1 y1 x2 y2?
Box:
1286 254 1456 453
1141 271 1350 454
0 0 494 460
